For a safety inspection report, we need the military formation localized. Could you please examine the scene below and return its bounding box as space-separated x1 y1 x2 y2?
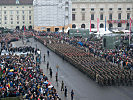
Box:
36 36 133 86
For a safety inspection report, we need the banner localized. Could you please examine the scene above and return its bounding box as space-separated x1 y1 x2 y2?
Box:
90 19 91 32
97 18 99 32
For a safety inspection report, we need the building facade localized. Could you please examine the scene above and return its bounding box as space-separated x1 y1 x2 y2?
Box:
33 0 72 32
71 0 133 30
0 0 33 30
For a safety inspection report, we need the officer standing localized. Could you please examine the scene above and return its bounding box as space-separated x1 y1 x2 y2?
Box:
64 86 67 97
43 54 45 62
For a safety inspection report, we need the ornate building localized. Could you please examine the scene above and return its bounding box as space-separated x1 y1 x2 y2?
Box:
0 0 34 30
71 0 133 30
33 0 72 32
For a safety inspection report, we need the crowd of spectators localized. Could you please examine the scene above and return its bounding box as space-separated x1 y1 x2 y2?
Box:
0 45 60 99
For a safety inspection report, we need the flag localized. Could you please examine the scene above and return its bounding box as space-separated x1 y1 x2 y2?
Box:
24 25 26 32
129 17 132 38
105 16 106 31
90 19 91 32
97 18 99 32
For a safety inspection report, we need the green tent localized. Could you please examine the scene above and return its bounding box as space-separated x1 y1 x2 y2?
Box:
103 34 121 49
68 29 89 38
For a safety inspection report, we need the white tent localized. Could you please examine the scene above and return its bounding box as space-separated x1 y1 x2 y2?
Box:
94 28 112 37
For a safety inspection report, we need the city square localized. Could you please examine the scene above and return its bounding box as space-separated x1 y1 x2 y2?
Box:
0 0 133 100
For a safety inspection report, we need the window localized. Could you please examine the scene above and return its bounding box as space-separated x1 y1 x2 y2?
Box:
23 21 25 24
100 8 103 11
17 22 19 24
29 11 31 14
91 14 94 20
91 8 94 11
91 24 95 28
22 11 24 14
10 15 13 20
10 11 13 15
23 16 25 20
109 8 112 10
5 22 7 24
72 24 76 28
109 24 113 28
65 7 68 11
109 13 112 20
22 6 24 8
81 24 85 28
118 8 121 10
100 14 103 20
16 11 19 14
72 14 75 21
118 13 121 20
81 8 85 11
29 6 31 8
4 7 6 8
29 16 31 20
4 11 6 14
72 8 75 11
127 8 130 10
82 13 85 21
17 16 19 20
127 13 130 19
100 24 104 28
29 21 31 24
118 23 122 27
4 16 7 20
11 21 13 24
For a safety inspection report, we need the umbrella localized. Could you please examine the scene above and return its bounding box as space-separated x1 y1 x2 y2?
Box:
10 69 14 72
48 82 51 85
28 67 33 69
44 81 48 84
78 42 83 46
8 72 13 75
48 85 53 88
0 87 3 88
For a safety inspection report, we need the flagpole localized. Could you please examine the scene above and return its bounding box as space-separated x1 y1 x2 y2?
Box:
105 16 106 31
90 19 91 32
129 17 131 45
97 18 99 32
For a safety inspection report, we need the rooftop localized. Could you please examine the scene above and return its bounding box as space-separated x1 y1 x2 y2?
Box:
0 0 33 5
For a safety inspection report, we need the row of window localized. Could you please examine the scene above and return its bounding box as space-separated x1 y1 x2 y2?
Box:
3 6 32 8
72 8 131 11
0 21 32 25
4 16 32 21
2 10 32 15
72 13 131 21
72 23 130 29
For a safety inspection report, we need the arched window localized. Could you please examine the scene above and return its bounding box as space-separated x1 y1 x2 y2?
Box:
72 24 76 28
109 24 113 29
29 25 32 30
81 24 85 28
16 26 20 30
100 23 104 28
118 23 122 27
126 23 129 29
91 24 95 28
